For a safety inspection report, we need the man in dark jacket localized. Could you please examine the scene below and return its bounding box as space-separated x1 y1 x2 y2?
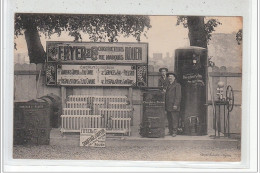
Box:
165 72 181 137
158 67 169 91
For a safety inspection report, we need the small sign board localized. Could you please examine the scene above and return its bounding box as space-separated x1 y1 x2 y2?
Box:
80 128 106 147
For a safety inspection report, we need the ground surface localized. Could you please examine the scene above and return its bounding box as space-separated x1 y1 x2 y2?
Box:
13 134 241 161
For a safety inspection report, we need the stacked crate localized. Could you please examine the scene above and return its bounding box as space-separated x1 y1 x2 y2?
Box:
60 95 132 136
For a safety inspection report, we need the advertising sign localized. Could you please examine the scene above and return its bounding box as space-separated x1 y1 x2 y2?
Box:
80 128 106 147
47 42 148 64
56 64 137 86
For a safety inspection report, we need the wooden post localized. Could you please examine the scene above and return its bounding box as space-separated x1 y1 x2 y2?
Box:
61 86 66 109
128 87 133 126
128 87 133 105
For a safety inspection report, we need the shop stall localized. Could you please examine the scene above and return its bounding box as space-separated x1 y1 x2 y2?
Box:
45 42 148 136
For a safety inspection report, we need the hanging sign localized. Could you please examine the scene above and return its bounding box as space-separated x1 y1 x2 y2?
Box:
47 42 148 64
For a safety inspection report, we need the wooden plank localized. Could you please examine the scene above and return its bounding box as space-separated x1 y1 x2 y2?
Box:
18 75 30 101
61 86 66 109
14 70 40 75
132 100 142 105
28 69 37 100
148 72 160 76
209 72 242 77
128 87 133 106
226 77 242 91
212 76 219 101
207 101 241 106
148 75 154 87
14 64 23 71
128 87 133 126
36 69 42 98
229 106 242 133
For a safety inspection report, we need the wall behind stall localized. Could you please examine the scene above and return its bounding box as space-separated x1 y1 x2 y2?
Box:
207 66 242 134
13 63 158 102
14 63 242 135
14 63 61 102
14 64 37 101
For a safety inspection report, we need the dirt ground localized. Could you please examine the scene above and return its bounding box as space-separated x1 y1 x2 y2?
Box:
13 139 241 162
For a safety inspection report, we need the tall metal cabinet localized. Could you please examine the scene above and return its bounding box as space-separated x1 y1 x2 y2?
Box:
174 47 208 135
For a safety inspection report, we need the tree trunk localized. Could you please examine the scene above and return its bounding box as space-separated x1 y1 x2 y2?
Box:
24 19 46 64
187 16 207 49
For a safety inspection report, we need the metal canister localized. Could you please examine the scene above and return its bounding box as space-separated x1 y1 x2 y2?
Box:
40 93 62 128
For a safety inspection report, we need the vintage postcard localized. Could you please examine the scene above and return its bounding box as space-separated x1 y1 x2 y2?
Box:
12 14 243 163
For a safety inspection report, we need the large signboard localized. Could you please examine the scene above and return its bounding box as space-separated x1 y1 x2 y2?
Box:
46 42 148 87
47 42 148 64
80 128 106 147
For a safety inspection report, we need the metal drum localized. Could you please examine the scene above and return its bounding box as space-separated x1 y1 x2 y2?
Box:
14 99 51 145
140 88 165 138
40 93 62 128
174 47 208 135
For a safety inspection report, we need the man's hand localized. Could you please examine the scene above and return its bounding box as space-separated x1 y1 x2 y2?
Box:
173 105 178 110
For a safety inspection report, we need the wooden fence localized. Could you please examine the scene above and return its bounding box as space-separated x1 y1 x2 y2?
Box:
207 67 242 134
14 63 242 134
14 63 60 101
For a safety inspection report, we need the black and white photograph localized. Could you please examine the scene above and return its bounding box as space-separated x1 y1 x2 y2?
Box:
2 0 259 172
12 14 243 162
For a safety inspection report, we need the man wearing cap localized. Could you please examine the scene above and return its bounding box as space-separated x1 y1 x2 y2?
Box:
158 67 169 91
165 72 181 137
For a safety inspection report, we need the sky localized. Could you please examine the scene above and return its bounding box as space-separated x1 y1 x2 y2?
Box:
14 16 242 60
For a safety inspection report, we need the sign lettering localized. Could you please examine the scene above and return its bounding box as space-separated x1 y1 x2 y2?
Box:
47 42 148 64
80 128 106 147
46 42 148 87
57 64 137 86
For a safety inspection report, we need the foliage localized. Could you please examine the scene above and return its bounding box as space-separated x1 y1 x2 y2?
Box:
236 29 242 45
204 19 222 43
176 16 222 44
176 16 188 28
15 14 152 42
15 14 151 63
